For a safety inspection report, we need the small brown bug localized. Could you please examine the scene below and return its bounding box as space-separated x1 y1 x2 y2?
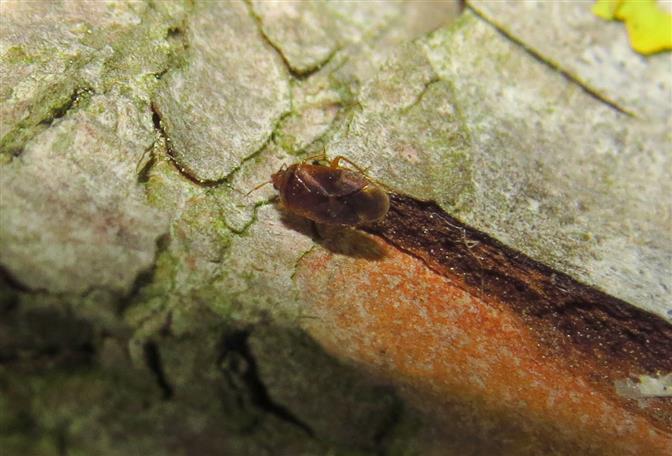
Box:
254 155 390 226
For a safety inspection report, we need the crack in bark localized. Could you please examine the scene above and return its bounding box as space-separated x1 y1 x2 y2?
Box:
467 5 635 117
147 0 294 188
220 198 276 236
152 6 192 83
225 112 291 183
55 423 68 456
141 6 200 186
150 98 286 191
218 329 315 437
399 76 441 115
148 102 221 187
2 1 191 161
143 340 174 400
0 282 97 367
0 265 32 295
290 244 318 282
246 1 339 80
372 394 404 456
117 233 171 316
37 87 93 128
149 1 345 189
0 85 94 158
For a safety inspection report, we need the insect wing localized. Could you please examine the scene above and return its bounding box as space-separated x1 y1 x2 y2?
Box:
278 163 389 225
294 165 368 198
347 184 390 224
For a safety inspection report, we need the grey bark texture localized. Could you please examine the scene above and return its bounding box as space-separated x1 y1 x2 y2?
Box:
0 0 669 454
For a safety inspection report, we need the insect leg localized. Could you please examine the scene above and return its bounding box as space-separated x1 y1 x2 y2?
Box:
329 155 370 173
331 155 397 193
310 220 323 240
300 151 329 165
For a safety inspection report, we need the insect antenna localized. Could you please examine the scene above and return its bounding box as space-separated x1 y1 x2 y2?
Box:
245 179 273 196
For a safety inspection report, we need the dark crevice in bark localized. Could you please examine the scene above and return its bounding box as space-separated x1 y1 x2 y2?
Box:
153 10 191 82
148 3 291 189
150 101 164 136
367 194 672 373
0 290 96 367
365 194 672 427
142 105 175 185
37 87 92 128
373 395 404 456
221 199 276 236
149 101 195 184
218 330 315 437
145 5 208 185
148 101 228 187
117 233 169 316
246 3 336 80
136 143 156 184
0 272 98 367
1 85 93 158
55 423 68 456
0 265 63 296
0 341 96 367
0 265 32 296
153 67 170 81
166 26 183 39
143 341 174 400
3 0 189 161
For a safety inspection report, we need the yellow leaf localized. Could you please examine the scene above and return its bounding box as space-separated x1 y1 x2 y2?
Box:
593 0 672 55
592 0 624 20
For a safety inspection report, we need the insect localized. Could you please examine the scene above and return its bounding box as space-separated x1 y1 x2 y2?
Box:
252 155 390 226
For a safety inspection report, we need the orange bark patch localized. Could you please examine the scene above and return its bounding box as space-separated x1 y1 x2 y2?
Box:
295 231 672 455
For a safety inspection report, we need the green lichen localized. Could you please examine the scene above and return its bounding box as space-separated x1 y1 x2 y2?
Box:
0 0 191 160
2 46 34 65
0 82 87 156
272 116 301 154
96 9 190 96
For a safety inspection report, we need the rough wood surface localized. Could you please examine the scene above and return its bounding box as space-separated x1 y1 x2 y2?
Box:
1 1 669 454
